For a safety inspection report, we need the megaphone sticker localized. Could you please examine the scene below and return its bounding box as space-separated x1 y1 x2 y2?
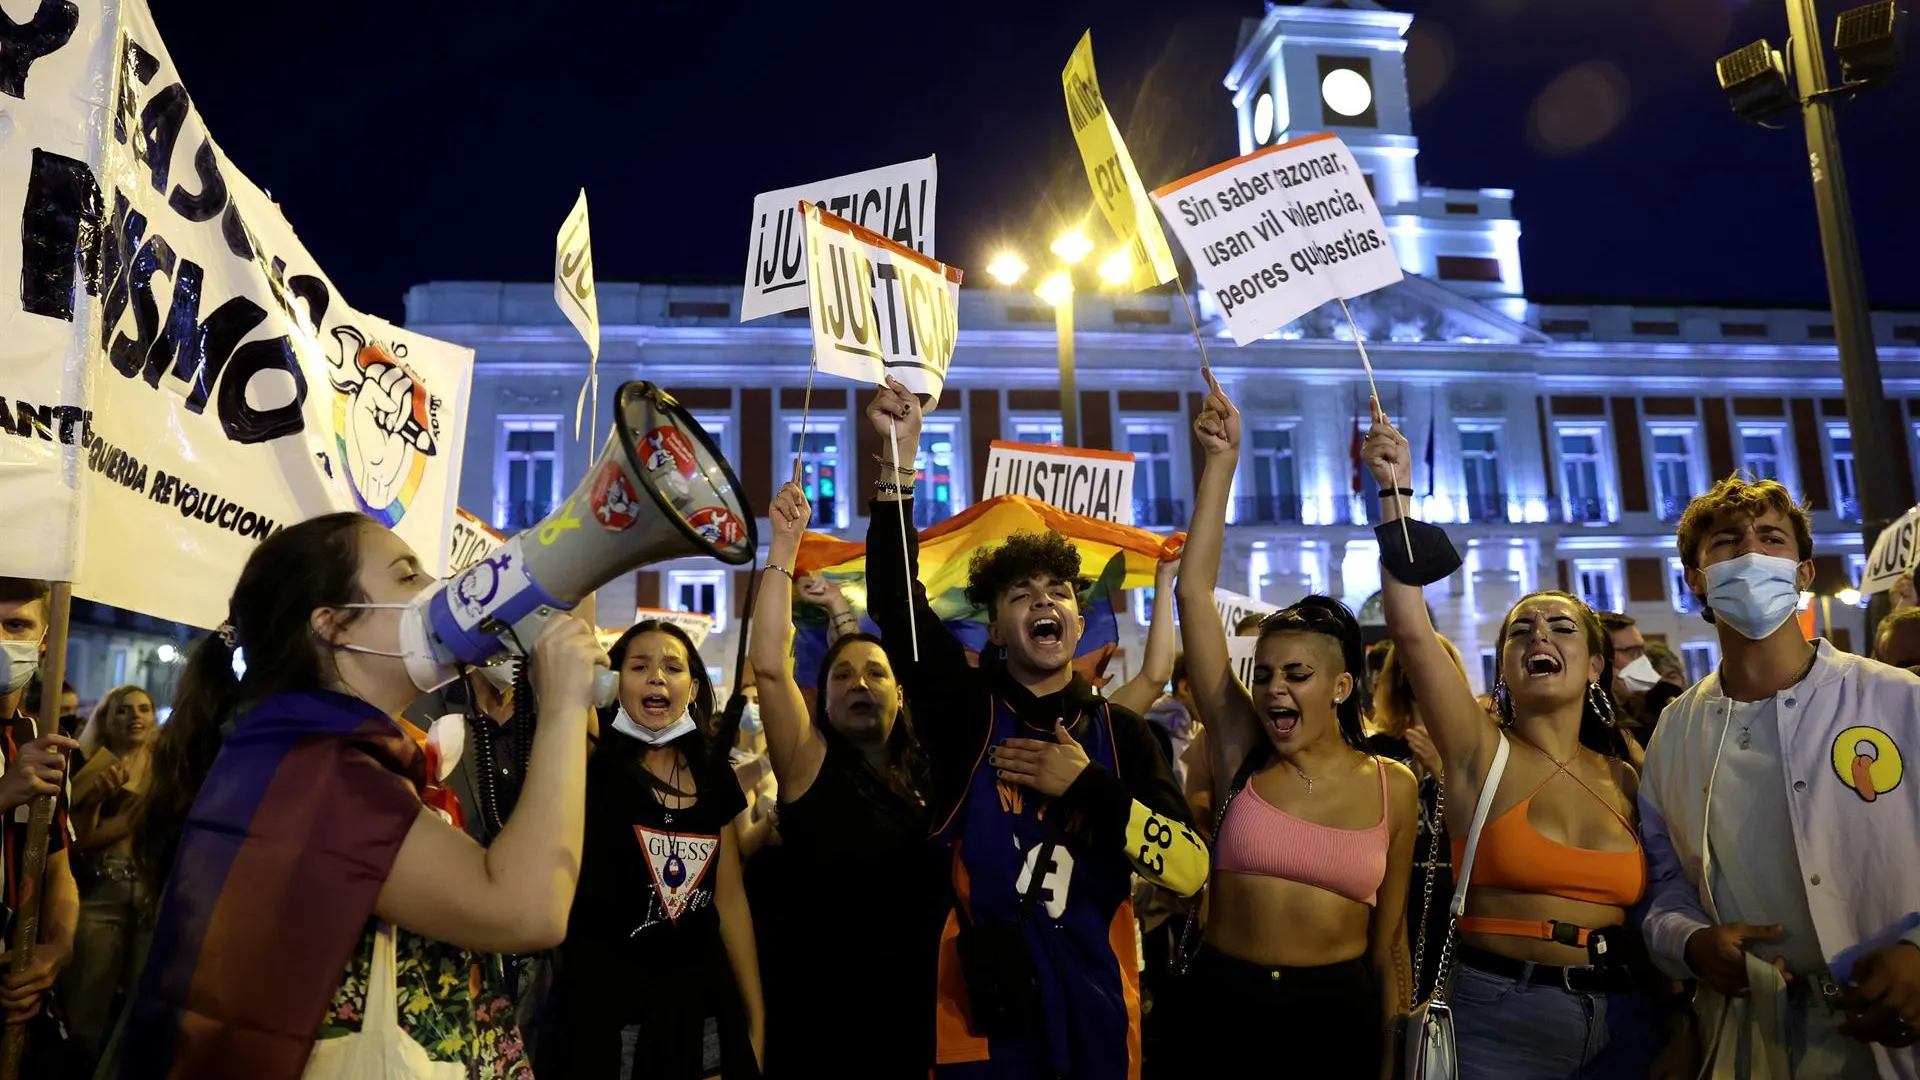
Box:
590 460 642 532
451 546 534 631
688 506 747 548
643 426 698 487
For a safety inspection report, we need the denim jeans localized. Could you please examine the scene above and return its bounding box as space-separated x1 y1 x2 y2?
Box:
58 853 153 1069
1451 962 1660 1079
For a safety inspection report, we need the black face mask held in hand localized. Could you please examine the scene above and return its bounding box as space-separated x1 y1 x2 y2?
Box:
1377 518 1464 587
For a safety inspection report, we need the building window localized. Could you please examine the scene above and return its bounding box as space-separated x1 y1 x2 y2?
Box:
1669 557 1703 614
691 414 733 467
1247 426 1300 524
496 416 562 531
1738 424 1789 486
788 419 847 529
1681 641 1718 684
1479 648 1498 693
1125 419 1184 528
1435 256 1503 283
1573 559 1623 613
1458 424 1505 523
1827 423 1859 520
1850 554 1867 588
1011 419 1063 446
914 420 965 529
666 569 727 633
1556 425 1612 524
1649 424 1700 522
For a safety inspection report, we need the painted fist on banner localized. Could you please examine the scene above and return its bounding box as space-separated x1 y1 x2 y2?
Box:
330 327 435 510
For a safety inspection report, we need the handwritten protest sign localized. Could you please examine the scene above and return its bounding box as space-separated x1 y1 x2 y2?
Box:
1062 32 1175 292
981 441 1135 524
1214 587 1277 633
635 607 716 648
448 508 506 576
742 157 937 322
802 203 962 407
1150 133 1401 344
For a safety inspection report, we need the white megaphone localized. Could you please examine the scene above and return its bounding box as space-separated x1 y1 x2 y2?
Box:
410 381 755 704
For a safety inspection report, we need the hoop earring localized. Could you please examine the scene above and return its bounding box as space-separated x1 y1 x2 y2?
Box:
1587 681 1617 728
999 646 1008 661
1492 681 1515 727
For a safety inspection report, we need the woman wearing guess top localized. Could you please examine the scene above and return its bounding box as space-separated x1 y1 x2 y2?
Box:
1364 397 1669 1078
1171 380 1418 1078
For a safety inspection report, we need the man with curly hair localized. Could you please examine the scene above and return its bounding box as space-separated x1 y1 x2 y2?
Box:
863 380 1207 1080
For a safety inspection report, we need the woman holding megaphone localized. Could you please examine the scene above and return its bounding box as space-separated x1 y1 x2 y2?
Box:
118 511 605 1080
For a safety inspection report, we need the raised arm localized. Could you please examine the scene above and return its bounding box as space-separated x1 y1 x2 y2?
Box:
750 482 831 803
798 575 861 645
1173 376 1260 804
1363 397 1498 801
1108 556 1181 716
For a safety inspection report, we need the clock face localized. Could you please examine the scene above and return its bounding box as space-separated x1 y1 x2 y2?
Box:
1321 68 1373 118
1253 92 1275 145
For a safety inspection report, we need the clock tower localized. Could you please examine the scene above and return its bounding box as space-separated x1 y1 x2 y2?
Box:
1225 0 1528 318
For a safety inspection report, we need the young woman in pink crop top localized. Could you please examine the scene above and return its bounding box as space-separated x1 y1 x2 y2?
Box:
1365 400 1684 1080
1158 380 1418 1080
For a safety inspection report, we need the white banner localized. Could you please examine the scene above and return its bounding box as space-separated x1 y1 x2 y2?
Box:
448 507 506 576
802 203 961 407
2 2 475 627
554 188 599 441
741 156 937 323
1864 504 1920 594
0 0 120 581
1229 636 1258 691
634 608 715 649
1214 587 1277 634
1150 134 1401 344
980 440 1135 523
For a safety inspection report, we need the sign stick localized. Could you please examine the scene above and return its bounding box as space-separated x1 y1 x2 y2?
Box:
1337 298 1413 562
887 416 920 663
790 353 818 487
1171 267 1214 381
1 583 72 1080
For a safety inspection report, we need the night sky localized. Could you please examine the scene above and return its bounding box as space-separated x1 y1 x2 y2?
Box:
158 0 1919 324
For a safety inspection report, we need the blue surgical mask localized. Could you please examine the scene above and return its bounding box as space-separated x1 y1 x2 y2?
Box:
1 639 41 696
740 702 762 737
1703 553 1803 640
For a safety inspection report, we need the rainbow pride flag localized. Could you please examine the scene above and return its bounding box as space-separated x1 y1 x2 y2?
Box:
789 495 1182 686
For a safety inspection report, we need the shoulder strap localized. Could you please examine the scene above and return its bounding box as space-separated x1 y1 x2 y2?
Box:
1449 734 1510 919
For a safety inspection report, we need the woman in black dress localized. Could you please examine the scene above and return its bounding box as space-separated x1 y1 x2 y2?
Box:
547 620 764 1079
748 483 940 1079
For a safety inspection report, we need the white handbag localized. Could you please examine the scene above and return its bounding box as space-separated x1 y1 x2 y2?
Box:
1403 735 1509 1080
303 923 467 1080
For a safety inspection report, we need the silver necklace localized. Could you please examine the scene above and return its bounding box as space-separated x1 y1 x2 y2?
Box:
1286 757 1316 795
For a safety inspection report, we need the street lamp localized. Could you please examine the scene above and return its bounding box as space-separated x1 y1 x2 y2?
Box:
1714 2 1908 644
987 228 1127 448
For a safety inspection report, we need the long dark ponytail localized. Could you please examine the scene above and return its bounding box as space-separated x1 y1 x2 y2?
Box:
132 512 372 887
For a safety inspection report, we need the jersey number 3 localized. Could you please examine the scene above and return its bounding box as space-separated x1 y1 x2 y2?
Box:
1014 843 1076 920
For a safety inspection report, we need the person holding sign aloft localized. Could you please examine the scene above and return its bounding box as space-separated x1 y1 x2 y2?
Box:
1364 399 1674 1079
1161 376 1418 1080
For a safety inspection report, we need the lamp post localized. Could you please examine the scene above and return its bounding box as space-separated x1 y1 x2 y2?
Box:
985 230 1132 449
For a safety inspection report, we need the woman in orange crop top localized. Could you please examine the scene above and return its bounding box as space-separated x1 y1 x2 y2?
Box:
1159 381 1419 1080
1364 399 1682 1080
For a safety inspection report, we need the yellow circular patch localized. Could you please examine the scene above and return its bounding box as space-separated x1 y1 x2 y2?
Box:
1831 726 1903 801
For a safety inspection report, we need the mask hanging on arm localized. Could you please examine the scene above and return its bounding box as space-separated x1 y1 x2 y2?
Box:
1703 553 1803 640
1617 655 1661 694
1 639 41 695
335 601 460 693
613 707 697 746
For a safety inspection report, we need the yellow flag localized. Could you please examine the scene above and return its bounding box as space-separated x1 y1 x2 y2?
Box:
1062 31 1177 292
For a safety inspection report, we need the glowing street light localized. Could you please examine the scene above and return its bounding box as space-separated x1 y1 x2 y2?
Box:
986 252 1028 287
1097 250 1132 286
1049 229 1094 265
1837 587 1865 607
1036 272 1074 308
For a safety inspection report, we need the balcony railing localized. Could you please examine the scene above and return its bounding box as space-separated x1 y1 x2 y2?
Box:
1133 498 1188 529
1565 496 1609 524
1462 493 1507 524
497 500 553 531
1233 495 1304 525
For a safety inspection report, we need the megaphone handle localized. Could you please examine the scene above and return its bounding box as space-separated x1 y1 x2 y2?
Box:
889 416 919 663
594 666 618 709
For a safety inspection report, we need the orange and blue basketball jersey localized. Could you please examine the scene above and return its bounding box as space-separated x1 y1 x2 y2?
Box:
933 699 1142 1080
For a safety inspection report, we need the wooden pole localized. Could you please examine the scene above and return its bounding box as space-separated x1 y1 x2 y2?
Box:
2 581 72 1078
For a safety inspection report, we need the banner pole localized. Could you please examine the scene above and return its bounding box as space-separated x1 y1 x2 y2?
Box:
1338 298 1413 562
791 354 818 487
1171 266 1214 382
1 582 72 1080
888 417 920 663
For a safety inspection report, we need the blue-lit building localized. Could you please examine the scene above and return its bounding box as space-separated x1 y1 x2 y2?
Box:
405 0 1918 690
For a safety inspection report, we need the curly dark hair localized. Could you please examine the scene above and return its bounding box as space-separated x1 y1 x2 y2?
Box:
963 531 1090 616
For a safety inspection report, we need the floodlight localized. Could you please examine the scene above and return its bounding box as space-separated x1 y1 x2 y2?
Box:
1835 1 1905 84
1715 40 1798 123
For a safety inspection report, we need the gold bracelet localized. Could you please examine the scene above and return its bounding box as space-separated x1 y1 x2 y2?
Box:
765 563 794 580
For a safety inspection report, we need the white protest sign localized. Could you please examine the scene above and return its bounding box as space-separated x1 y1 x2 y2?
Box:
981 441 1135 523
0 0 119 581
1863 504 1920 594
0 2 475 627
635 607 715 648
802 203 961 407
1063 31 1176 292
1150 133 1402 345
741 157 937 323
1229 636 1259 691
554 189 600 441
1214 587 1277 634
448 508 506 576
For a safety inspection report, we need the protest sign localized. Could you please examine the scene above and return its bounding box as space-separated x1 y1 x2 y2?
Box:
802 203 962 407
1150 133 1402 344
1229 636 1259 691
2 2 474 627
1062 32 1176 293
742 157 937 323
981 441 1135 524
636 607 716 648
1864 504 1920 594
555 189 600 442
1214 587 1277 634
449 508 506 576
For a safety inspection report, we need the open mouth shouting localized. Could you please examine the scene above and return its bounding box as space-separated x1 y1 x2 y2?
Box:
1266 704 1302 739
1026 614 1065 651
638 692 674 718
843 693 876 720
1523 651 1564 680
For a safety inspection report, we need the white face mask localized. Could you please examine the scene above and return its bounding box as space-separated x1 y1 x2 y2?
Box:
739 701 762 736
1618 655 1661 694
1703 553 1804 641
336 601 458 693
477 660 517 693
613 706 697 746
1 639 40 696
